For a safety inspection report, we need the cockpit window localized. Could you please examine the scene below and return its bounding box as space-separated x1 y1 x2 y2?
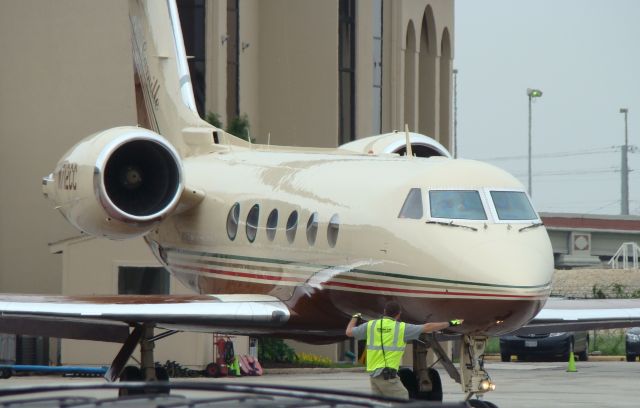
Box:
429 190 487 220
490 191 537 220
398 188 423 219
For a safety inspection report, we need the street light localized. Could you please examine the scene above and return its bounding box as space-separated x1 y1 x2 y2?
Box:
620 108 629 215
453 69 459 158
527 88 543 197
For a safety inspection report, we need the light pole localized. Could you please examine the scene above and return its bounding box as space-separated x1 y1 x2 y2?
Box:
620 108 629 215
453 69 459 158
527 88 543 197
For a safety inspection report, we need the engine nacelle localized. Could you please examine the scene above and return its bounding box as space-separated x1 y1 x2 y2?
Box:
42 126 183 239
339 131 451 158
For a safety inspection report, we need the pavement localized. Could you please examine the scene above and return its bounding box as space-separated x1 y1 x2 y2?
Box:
1 361 639 407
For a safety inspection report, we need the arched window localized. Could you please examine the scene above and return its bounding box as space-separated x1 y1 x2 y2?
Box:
246 204 259 243
404 21 417 130
418 7 437 137
439 28 452 149
226 203 240 240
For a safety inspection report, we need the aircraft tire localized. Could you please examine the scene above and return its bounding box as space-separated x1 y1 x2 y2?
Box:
500 353 510 362
398 367 418 398
397 367 443 401
118 365 144 397
150 366 170 395
467 400 490 407
0 367 12 379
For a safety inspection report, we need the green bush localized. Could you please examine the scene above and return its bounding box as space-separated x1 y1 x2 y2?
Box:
227 114 251 141
591 330 626 355
204 112 252 142
204 112 223 128
258 337 297 364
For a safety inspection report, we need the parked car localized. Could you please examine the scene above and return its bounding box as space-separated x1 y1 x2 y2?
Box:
499 332 589 362
625 327 640 362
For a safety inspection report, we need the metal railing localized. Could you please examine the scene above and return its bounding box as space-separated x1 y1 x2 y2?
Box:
608 242 640 269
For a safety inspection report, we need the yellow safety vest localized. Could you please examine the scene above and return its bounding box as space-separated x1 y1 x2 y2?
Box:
365 317 406 371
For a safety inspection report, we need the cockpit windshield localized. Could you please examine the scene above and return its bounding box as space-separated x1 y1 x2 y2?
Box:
429 190 487 220
490 191 537 221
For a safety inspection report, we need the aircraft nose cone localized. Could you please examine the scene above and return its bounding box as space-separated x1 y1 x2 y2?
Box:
456 232 554 289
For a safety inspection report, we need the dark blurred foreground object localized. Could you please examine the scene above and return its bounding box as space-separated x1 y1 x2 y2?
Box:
625 327 640 362
0 382 472 407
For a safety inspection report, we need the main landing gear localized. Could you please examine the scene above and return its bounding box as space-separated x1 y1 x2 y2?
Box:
400 334 498 407
104 323 176 396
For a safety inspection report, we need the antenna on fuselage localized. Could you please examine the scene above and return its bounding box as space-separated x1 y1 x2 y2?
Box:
267 132 271 150
404 124 413 159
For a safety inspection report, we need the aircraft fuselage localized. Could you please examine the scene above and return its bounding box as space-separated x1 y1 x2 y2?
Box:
146 147 554 338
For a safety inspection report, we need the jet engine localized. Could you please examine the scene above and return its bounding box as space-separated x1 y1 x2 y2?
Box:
42 126 184 239
339 131 451 158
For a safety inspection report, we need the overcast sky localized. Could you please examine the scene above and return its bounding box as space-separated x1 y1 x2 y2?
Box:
454 0 640 215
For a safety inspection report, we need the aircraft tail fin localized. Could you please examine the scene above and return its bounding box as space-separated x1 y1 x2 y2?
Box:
129 0 239 155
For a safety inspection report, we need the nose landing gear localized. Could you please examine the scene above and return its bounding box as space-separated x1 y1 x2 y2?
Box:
402 333 499 406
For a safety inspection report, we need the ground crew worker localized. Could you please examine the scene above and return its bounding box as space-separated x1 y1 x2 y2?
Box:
345 300 463 399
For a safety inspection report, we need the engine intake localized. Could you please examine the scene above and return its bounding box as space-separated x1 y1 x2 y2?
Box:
339 131 451 158
102 139 181 219
44 126 184 239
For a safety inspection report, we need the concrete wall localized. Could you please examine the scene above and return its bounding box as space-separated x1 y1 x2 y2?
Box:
552 268 640 299
0 0 136 294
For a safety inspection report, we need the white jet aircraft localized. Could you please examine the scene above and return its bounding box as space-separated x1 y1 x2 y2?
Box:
2 1 640 405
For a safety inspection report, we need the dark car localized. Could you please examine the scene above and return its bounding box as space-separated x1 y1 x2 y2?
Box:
626 327 640 362
499 331 589 362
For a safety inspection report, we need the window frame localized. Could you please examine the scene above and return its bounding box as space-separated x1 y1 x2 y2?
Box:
398 187 424 219
266 208 278 241
485 188 540 224
327 214 340 248
426 188 490 223
226 202 240 241
426 187 540 224
306 212 319 246
246 204 260 243
286 210 299 244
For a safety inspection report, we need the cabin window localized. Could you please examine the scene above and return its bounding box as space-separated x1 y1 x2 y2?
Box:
286 210 298 243
227 202 240 240
266 209 278 241
398 188 423 219
246 204 260 242
429 190 487 220
306 212 319 245
328 214 340 248
490 191 538 221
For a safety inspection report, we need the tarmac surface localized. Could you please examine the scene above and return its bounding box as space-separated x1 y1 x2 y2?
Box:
0 361 639 407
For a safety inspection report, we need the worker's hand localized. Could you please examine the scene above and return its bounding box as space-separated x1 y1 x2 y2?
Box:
448 319 463 327
352 313 362 320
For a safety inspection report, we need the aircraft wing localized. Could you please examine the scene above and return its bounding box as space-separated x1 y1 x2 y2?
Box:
512 298 640 335
0 293 290 342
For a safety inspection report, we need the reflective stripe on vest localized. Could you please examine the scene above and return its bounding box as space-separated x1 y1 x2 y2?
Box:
365 318 406 371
